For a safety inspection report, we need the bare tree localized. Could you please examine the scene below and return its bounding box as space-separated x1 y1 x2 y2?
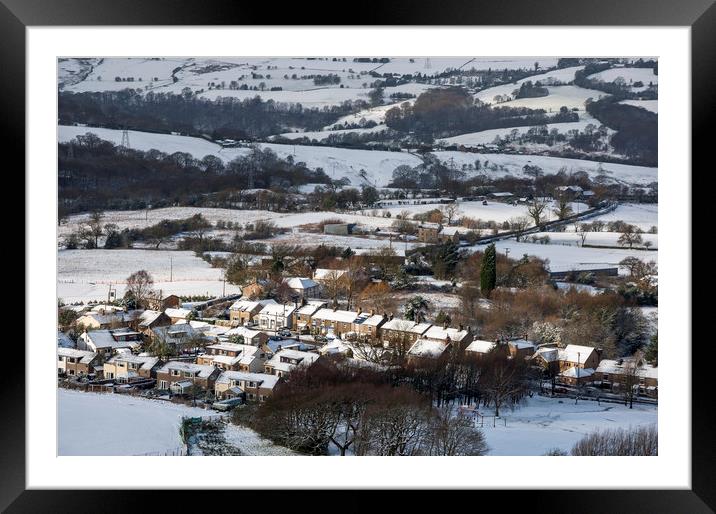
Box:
527 199 548 227
618 225 643 249
125 270 155 308
440 204 461 225
429 409 489 456
84 210 105 248
576 223 588 247
509 216 531 241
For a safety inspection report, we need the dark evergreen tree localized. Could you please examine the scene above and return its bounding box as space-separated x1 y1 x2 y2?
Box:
480 243 497 295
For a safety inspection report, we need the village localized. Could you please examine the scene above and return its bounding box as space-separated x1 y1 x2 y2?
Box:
56 56 658 457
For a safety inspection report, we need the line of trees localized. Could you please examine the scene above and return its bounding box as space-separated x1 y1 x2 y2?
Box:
58 135 331 215
58 89 365 139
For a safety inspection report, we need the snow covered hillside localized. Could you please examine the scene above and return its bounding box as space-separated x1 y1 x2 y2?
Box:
59 125 657 187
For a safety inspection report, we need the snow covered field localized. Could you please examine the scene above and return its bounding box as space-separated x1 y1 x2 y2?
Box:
481 395 657 455
474 66 585 104
58 249 241 303
619 99 658 114
60 57 558 98
61 206 402 236
58 389 293 456
58 125 241 161
531 230 658 249
588 67 658 92
438 115 609 148
432 151 657 186
382 199 587 225
58 388 208 455
575 203 658 232
498 85 607 112
487 240 658 273
277 125 388 141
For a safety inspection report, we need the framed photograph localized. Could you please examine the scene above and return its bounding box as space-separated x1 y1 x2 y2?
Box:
6 0 712 510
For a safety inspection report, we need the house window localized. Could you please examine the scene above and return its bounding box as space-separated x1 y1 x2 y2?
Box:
106 372 114 379
170 369 180 376
159 380 168 389
184 371 194 378
68 369 75 376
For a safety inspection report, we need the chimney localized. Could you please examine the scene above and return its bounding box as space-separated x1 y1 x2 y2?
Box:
443 321 449 329
459 324 464 332
370 309 375 316
357 306 362 315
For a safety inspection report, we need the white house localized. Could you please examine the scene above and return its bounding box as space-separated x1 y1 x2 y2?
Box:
256 303 296 332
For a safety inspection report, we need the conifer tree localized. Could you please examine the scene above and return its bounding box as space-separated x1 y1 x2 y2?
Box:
480 243 497 295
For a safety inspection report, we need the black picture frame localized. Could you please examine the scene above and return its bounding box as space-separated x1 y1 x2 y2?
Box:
4 0 712 511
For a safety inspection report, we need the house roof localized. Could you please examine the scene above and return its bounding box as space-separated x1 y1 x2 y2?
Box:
77 312 123 326
596 359 658 380
313 268 347 280
440 226 462 236
560 344 597 363
465 339 497 354
360 314 385 327
58 347 98 363
560 366 595 378
106 354 159 370
408 338 449 358
206 342 259 356
216 371 280 389
57 331 75 349
165 308 192 319
381 318 427 333
295 301 327 316
285 277 319 290
265 349 319 371
225 326 264 339
509 339 536 350
423 325 469 343
312 308 359 324
229 298 277 312
138 310 164 326
533 347 560 362
82 330 141 350
259 303 296 317
157 361 218 378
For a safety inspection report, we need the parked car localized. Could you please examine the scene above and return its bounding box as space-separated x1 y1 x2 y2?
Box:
212 397 243 412
278 329 292 337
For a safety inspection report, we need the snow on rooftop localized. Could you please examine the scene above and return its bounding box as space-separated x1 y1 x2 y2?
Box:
560 366 595 378
423 325 469 342
165 308 192 318
285 277 319 290
408 338 449 358
465 340 497 354
596 359 658 380
312 308 360 324
216 370 280 389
